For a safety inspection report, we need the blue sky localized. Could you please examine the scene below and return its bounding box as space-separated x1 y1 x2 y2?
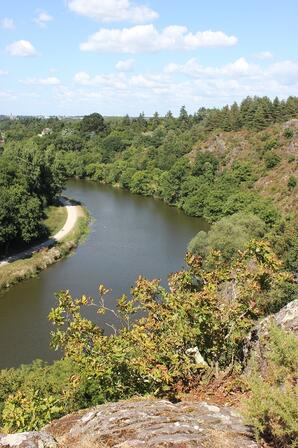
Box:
0 0 297 116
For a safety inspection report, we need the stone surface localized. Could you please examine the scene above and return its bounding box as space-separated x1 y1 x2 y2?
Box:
0 399 258 448
0 431 57 448
243 299 298 375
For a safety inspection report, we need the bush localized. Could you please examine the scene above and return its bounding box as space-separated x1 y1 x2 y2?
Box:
264 151 281 169
2 390 62 433
245 325 298 447
48 242 288 402
284 128 294 139
0 359 77 432
263 138 279 151
288 175 297 190
188 213 266 265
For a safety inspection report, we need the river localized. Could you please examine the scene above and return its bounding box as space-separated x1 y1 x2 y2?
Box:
0 180 208 369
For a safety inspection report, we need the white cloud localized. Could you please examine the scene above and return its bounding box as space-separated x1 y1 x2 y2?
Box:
68 0 158 23
267 60 298 82
0 69 8 76
164 57 298 86
115 58 135 71
74 71 127 88
254 51 273 60
0 18 15 30
65 57 298 115
22 77 61 86
165 57 262 78
6 40 37 57
80 24 238 53
0 91 17 100
34 11 53 27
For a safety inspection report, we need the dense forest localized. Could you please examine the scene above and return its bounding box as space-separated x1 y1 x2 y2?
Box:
1 95 298 267
0 137 65 255
0 95 298 446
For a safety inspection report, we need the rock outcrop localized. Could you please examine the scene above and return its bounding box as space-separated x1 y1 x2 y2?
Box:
0 399 258 448
243 298 298 375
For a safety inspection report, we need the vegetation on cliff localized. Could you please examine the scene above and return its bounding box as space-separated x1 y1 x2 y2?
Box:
0 96 298 446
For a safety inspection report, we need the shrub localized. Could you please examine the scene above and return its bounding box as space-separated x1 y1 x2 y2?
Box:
263 138 279 151
188 212 266 265
284 128 294 139
288 175 297 190
48 241 289 401
2 390 62 433
245 325 298 447
264 151 281 169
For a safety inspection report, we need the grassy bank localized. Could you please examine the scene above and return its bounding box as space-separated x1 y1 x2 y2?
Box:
43 204 68 236
0 205 90 293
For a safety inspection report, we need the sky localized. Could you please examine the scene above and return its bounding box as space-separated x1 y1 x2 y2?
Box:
0 0 297 116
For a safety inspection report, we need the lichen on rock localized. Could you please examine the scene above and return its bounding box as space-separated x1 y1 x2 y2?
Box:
0 399 258 448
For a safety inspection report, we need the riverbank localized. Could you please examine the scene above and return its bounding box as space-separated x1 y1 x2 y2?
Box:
0 201 90 293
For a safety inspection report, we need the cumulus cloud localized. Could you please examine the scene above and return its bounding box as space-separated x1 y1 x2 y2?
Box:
0 17 15 30
68 0 158 23
74 71 127 88
267 60 298 82
22 77 61 86
34 11 53 27
66 56 298 115
164 57 262 78
115 58 135 71
6 40 37 57
164 57 298 85
80 24 238 53
254 51 273 60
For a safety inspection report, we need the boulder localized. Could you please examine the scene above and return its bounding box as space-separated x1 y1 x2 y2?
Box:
0 399 258 448
0 431 57 448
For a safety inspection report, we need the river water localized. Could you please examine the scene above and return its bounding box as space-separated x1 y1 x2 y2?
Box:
0 180 208 369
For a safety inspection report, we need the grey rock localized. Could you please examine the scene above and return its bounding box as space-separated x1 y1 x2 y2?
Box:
0 399 258 448
0 431 57 448
282 119 298 130
243 299 298 374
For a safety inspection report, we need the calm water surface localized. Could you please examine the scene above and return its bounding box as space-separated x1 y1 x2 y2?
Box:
0 180 208 369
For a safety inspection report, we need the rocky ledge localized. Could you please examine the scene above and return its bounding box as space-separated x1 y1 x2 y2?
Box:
244 298 298 375
0 399 258 448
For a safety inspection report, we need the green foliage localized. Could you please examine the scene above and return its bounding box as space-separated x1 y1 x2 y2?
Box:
188 212 266 265
288 175 297 190
264 151 281 169
0 359 76 432
1 97 294 258
263 138 279 151
245 325 298 447
2 390 62 433
269 219 298 271
180 177 209 217
130 171 152 195
80 113 107 135
159 158 190 204
192 152 219 178
0 138 67 255
230 161 256 185
0 97 298 437
47 242 289 404
284 128 294 139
